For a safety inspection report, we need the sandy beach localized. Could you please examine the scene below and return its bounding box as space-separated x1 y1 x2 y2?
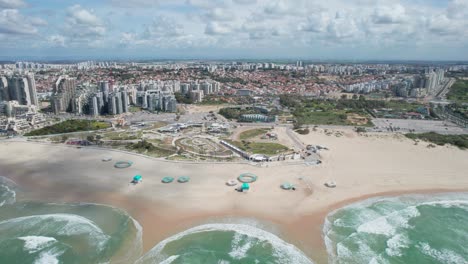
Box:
1 129 467 263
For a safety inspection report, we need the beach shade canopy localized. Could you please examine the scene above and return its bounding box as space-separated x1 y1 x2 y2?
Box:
178 176 190 183
226 179 238 186
242 183 250 190
133 175 142 181
162 177 174 183
114 161 133 169
238 173 257 183
281 182 293 190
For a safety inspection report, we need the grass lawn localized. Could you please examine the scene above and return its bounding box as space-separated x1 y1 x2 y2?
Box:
226 140 289 155
126 140 176 157
25 120 110 136
102 132 140 140
447 80 468 104
295 110 348 125
239 128 270 140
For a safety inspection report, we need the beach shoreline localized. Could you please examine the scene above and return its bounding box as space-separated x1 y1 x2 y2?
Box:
1 129 467 263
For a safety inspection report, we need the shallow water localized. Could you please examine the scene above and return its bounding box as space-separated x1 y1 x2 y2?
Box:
324 193 468 264
136 223 314 264
0 177 142 264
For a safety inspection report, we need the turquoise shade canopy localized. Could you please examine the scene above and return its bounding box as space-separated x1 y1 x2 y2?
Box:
133 175 142 181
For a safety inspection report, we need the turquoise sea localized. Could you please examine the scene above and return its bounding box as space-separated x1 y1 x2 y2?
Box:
136 223 313 264
0 177 142 264
324 193 468 264
2 176 468 264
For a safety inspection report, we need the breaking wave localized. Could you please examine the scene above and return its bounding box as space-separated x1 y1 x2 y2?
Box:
324 193 468 264
137 223 314 264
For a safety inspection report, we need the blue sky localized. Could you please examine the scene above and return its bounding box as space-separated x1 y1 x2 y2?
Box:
1 0 467 60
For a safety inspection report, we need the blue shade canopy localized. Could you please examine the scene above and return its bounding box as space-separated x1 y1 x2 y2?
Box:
133 175 142 181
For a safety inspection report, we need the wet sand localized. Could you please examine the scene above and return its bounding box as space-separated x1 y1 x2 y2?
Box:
1 129 467 263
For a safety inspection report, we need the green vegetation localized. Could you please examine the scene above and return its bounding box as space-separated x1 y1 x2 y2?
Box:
126 140 176 157
174 92 194 104
198 95 227 105
129 106 143 113
226 140 289 155
218 107 265 120
447 103 468 119
25 120 110 136
447 80 468 104
239 128 270 140
295 128 310 135
294 110 349 126
280 95 428 126
405 132 468 149
102 132 140 140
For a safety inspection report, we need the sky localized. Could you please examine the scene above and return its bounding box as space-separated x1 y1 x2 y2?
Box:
1 0 468 60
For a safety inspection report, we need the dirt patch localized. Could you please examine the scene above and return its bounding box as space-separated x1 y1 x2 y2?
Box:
347 113 368 125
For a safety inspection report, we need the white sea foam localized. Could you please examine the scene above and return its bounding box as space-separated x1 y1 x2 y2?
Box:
335 242 352 259
34 248 64 264
385 234 409 257
0 214 109 250
18 236 57 253
417 242 467 264
357 216 395 236
229 232 254 260
421 200 468 210
41 202 144 264
159 255 179 264
0 183 16 206
136 223 314 264
324 193 468 264
356 206 420 236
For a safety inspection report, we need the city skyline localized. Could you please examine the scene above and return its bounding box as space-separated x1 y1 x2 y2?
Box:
1 0 468 60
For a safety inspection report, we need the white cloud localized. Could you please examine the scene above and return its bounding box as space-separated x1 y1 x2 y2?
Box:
299 12 332 33
48 34 66 47
0 0 26 9
143 16 183 38
372 4 407 24
64 5 106 38
205 21 233 35
1 0 468 59
67 5 102 27
428 14 465 36
447 0 468 19
205 7 236 21
0 9 39 35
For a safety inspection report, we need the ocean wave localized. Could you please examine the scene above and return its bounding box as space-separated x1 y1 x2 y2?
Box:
136 223 313 264
159 255 180 264
18 236 57 253
385 234 410 257
417 242 467 264
34 247 64 264
229 231 255 260
0 177 17 207
356 206 420 236
38 201 144 261
324 193 468 264
0 213 110 250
